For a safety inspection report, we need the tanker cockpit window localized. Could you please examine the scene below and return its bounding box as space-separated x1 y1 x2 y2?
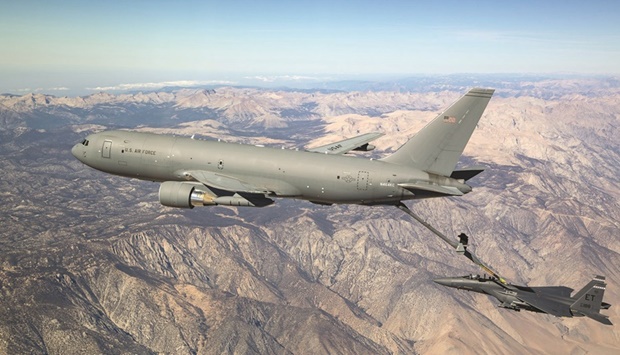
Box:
81 139 89 146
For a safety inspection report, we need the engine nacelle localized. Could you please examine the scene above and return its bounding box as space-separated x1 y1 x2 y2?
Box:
159 181 274 208
159 181 216 208
352 143 376 152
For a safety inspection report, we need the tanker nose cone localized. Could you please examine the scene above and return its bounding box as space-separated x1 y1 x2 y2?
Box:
433 278 453 287
71 144 79 158
72 143 85 162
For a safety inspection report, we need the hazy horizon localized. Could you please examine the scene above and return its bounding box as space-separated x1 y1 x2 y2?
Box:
2 1 620 95
3 71 619 97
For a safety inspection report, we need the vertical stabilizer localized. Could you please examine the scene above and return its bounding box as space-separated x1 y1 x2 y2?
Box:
571 276 611 324
382 88 494 176
572 275 605 302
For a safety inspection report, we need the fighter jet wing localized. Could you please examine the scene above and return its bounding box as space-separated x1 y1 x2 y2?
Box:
528 286 574 298
515 292 573 317
307 132 384 155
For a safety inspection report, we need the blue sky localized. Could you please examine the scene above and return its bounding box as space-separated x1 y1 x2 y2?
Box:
1 0 619 94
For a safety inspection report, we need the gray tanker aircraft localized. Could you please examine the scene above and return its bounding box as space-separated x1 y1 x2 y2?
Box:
434 274 612 325
72 88 494 208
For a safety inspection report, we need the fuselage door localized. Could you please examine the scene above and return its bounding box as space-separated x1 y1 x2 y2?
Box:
102 140 112 159
357 171 369 190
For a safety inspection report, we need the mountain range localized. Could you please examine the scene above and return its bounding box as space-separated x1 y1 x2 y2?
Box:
0 76 619 354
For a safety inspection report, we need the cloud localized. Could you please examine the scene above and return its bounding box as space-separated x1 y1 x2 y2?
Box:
244 75 328 83
86 80 236 92
11 86 71 93
13 87 69 93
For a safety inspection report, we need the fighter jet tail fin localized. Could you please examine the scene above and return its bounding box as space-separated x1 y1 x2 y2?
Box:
381 88 494 176
570 275 611 324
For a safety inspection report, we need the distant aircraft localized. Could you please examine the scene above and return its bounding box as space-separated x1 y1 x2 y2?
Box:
71 88 494 208
434 274 612 325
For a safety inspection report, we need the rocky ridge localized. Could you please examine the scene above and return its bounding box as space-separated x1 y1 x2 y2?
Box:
0 78 619 354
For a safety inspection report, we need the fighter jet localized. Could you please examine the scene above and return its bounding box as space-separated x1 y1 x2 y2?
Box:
71 88 493 208
434 274 612 325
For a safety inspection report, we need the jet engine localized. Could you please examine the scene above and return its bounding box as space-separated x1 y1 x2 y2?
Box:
352 143 376 152
159 181 216 208
159 181 273 208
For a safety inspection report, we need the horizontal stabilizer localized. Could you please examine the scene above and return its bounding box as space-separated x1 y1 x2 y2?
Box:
398 182 464 196
584 312 613 325
450 167 485 181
